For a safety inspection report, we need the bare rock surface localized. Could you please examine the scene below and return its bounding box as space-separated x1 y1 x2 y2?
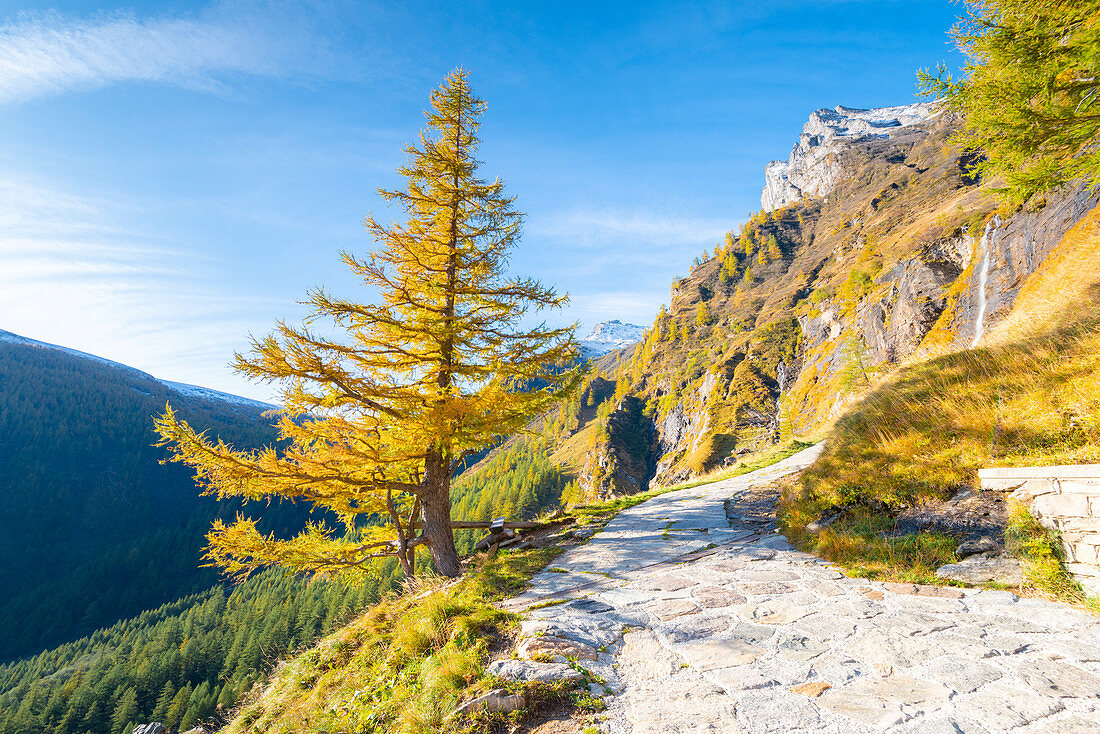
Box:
935 554 1025 585
456 688 526 714
761 103 937 211
486 659 585 684
501 444 1100 732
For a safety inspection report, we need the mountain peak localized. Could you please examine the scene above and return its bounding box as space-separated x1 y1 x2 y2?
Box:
762 102 938 211
580 320 645 358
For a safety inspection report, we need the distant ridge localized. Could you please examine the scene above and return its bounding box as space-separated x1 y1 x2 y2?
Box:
0 328 275 410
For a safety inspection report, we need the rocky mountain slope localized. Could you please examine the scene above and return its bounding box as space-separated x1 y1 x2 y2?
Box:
535 103 1099 500
761 103 937 211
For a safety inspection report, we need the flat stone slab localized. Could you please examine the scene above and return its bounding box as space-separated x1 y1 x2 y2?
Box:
497 444 1100 733
678 638 766 671
963 681 1065 729
486 658 585 684
817 675 951 727
920 656 1003 693
632 574 696 592
693 586 746 608
741 581 798 595
646 599 700 621
704 558 747 573
738 600 812 625
567 598 613 614
1016 658 1100 698
936 556 1025 585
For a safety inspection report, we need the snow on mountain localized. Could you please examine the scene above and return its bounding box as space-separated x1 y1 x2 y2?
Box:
762 102 938 211
580 320 645 358
0 328 275 411
0 328 153 381
157 380 276 410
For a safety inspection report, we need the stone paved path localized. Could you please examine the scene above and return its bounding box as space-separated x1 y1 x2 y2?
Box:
502 445 1100 733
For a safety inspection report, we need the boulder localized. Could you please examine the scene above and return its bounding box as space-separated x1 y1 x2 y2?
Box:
517 635 598 661
957 536 998 558
455 688 525 715
485 659 585 685
132 725 171 734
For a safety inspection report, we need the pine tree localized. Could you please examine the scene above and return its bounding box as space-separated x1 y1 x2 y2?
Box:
165 685 190 730
766 234 781 260
109 688 138 734
155 69 579 579
695 302 712 327
919 0 1100 203
151 681 175 722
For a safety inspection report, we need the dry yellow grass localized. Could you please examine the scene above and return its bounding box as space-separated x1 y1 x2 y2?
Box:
781 203 1100 589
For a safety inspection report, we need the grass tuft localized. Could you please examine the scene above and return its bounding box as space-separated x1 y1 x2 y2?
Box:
1005 500 1100 611
219 546 561 734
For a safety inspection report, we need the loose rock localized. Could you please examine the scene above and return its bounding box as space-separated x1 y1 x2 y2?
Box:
517 635 598 661
486 659 585 685
456 688 525 714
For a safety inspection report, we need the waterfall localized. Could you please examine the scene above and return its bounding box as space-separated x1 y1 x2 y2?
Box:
970 216 1000 348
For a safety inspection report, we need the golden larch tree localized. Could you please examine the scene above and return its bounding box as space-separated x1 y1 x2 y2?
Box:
155 69 580 579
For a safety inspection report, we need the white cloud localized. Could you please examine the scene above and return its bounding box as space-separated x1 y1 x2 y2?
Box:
0 175 291 401
530 208 732 249
0 4 301 104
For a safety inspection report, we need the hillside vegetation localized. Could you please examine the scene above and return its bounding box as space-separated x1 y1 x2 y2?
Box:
0 566 400 734
0 339 320 662
217 548 572 734
781 204 1100 592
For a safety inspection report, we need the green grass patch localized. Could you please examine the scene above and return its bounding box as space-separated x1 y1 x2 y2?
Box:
1006 501 1100 612
796 512 960 584
219 546 565 734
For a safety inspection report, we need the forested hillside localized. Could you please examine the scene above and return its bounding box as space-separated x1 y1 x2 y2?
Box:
0 333 315 661
0 565 400 734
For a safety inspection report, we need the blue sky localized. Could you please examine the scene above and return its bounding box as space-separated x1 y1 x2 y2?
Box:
0 0 963 400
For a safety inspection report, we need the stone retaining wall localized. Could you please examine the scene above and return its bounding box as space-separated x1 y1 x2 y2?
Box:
979 465 1100 595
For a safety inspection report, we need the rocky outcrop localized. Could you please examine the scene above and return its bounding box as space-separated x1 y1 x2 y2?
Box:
762 103 937 211
578 396 658 501
950 183 1100 346
566 100 1099 492
858 236 969 364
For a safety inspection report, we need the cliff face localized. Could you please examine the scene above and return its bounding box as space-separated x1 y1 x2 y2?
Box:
761 103 937 211
477 103 1098 502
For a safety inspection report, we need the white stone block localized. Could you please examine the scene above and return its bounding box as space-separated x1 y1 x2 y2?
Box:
1033 493 1090 518
1065 562 1100 579
1073 544 1100 564
1058 478 1100 494
1055 516 1100 532
979 465 1100 480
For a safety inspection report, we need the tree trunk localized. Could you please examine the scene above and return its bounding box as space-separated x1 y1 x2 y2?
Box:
420 452 461 577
